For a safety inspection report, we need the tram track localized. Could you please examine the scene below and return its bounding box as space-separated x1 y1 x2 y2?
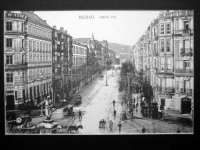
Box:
57 75 113 131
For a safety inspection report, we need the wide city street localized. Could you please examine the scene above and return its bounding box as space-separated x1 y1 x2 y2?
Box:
31 69 193 134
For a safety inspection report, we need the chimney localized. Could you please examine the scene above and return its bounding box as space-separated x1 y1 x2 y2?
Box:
53 26 56 29
43 20 46 23
60 27 64 33
64 30 68 34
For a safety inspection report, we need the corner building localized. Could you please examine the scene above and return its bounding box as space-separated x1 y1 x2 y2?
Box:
131 10 193 115
5 11 53 110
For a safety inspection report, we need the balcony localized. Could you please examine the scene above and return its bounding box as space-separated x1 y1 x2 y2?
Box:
180 48 193 56
162 87 175 93
180 88 192 95
175 69 193 74
174 29 192 36
5 63 28 71
157 86 175 93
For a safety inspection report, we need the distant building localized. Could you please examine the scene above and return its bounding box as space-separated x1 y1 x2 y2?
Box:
119 53 130 64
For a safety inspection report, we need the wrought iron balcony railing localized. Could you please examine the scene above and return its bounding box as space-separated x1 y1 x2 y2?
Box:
174 29 193 35
180 48 193 56
180 88 192 94
175 69 193 74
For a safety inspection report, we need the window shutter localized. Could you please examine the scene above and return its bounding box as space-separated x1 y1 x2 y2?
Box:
18 22 21 31
13 38 16 49
179 19 183 30
13 21 17 31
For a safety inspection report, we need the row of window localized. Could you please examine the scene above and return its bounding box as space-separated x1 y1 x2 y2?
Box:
73 46 87 55
29 40 52 52
28 25 52 39
6 21 24 32
73 56 86 66
6 68 52 83
152 39 191 53
6 54 26 65
146 20 191 40
6 38 24 48
6 53 52 65
154 20 190 36
29 53 52 62
153 57 191 70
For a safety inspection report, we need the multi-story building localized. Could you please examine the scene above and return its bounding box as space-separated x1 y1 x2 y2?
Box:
5 11 53 110
52 26 71 105
131 10 193 115
72 40 88 93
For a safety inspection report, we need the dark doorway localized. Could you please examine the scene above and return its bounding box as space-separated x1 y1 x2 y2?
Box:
6 95 15 110
181 97 191 114
160 99 165 110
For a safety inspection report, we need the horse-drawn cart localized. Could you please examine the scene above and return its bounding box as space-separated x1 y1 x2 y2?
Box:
6 110 33 133
63 104 74 117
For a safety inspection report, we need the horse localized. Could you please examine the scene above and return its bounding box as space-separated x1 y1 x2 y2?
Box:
67 125 83 133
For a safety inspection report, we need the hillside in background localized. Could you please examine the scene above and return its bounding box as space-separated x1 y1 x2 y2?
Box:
74 38 132 54
108 42 132 54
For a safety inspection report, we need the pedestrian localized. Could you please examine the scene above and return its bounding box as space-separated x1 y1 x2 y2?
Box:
112 100 116 107
27 100 32 116
121 101 123 105
130 107 133 115
142 126 146 133
177 127 181 133
79 110 82 119
113 109 117 118
71 111 75 119
118 121 122 133
109 120 113 131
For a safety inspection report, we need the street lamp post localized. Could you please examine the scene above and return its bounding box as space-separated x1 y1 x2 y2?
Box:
105 64 108 86
127 73 130 111
112 65 113 77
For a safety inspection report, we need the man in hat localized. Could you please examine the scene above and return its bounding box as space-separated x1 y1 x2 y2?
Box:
118 121 122 133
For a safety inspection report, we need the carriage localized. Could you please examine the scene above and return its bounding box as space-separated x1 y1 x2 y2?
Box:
63 104 74 116
37 119 62 134
6 110 34 133
65 123 83 133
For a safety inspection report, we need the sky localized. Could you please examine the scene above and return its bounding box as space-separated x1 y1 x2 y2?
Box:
34 11 161 46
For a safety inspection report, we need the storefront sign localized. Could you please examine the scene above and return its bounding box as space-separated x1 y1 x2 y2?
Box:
7 13 27 20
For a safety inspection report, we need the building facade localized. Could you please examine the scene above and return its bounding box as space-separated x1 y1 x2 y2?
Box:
72 40 88 93
5 11 53 110
52 26 72 105
131 10 193 114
